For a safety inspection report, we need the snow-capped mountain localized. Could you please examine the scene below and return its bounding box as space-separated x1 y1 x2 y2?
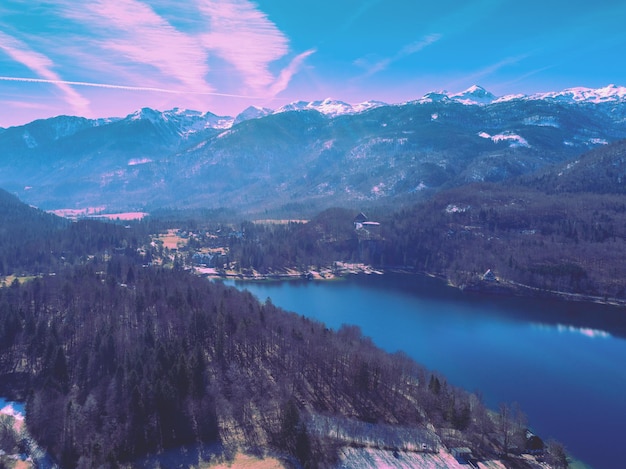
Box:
522 84 626 104
275 98 387 117
2 83 626 213
413 84 626 107
410 85 497 105
234 106 273 124
127 107 233 135
450 85 497 105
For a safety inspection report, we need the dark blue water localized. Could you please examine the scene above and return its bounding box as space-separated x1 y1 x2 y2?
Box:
225 273 626 469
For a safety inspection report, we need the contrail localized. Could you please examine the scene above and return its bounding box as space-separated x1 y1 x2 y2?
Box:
0 76 261 99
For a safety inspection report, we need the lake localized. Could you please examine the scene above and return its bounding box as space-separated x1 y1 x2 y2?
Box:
224 273 626 469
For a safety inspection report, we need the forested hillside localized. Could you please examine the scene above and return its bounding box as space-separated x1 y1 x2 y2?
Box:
0 188 150 276
0 190 567 468
1 260 534 468
217 141 626 301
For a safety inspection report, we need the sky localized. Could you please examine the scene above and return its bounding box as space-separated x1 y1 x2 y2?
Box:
1 0 626 127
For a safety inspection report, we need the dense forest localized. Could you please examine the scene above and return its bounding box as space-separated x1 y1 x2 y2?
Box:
1 259 556 468
215 181 626 301
207 139 626 300
0 191 569 468
0 189 152 277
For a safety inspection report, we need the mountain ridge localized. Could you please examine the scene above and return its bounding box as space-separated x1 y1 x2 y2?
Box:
4 83 626 133
2 84 626 213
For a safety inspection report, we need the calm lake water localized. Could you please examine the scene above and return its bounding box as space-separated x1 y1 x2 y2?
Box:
225 273 626 469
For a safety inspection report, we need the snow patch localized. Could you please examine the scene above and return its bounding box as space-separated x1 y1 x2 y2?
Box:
22 130 38 148
523 115 559 127
557 160 580 176
478 131 529 148
446 204 470 213
322 139 335 150
412 182 428 192
128 157 152 166
216 130 233 139
371 182 386 196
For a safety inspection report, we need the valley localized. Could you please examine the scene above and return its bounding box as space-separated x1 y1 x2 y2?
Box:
2 85 626 469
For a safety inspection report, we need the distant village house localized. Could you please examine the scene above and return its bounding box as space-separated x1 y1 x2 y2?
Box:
353 212 380 233
482 269 497 282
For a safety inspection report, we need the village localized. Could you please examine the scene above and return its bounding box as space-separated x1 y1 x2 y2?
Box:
147 212 385 281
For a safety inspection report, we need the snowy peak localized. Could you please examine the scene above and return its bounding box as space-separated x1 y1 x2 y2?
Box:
125 107 233 134
129 107 163 123
352 100 388 113
414 84 626 107
413 86 496 105
275 98 386 117
451 85 497 105
413 91 451 104
525 84 626 104
234 106 273 125
308 98 354 116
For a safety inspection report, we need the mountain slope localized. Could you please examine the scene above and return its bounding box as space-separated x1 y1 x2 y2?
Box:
521 138 626 193
2 85 626 212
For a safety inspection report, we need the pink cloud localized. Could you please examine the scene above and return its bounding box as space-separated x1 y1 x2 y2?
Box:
56 0 213 92
0 31 90 115
0 0 313 119
198 0 293 92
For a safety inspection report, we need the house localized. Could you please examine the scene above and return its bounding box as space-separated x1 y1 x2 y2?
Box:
354 212 368 229
451 447 473 462
525 430 545 455
482 269 497 282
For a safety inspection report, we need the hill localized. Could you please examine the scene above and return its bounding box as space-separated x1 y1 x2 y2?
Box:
521 138 626 194
0 187 150 276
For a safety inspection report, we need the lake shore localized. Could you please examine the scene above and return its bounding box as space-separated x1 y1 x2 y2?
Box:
194 262 383 281
197 262 626 308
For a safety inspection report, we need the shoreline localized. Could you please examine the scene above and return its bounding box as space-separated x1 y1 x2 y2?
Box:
195 263 626 308
194 262 384 282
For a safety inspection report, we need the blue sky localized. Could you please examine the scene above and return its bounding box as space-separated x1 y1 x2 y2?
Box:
1 0 625 127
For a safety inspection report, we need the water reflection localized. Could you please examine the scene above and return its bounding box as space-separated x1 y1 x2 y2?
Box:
226 273 626 469
556 324 611 339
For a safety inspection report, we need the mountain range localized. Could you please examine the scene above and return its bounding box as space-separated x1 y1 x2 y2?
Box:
2 84 626 214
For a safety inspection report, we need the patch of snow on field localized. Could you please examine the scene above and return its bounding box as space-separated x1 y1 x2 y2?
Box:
478 131 530 148
338 447 507 469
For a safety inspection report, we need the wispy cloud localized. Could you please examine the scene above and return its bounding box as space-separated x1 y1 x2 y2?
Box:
338 0 382 33
55 0 213 93
451 54 529 88
0 31 90 114
198 0 294 93
269 49 317 97
0 0 314 124
355 34 442 78
0 76 260 98
12 0 311 102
